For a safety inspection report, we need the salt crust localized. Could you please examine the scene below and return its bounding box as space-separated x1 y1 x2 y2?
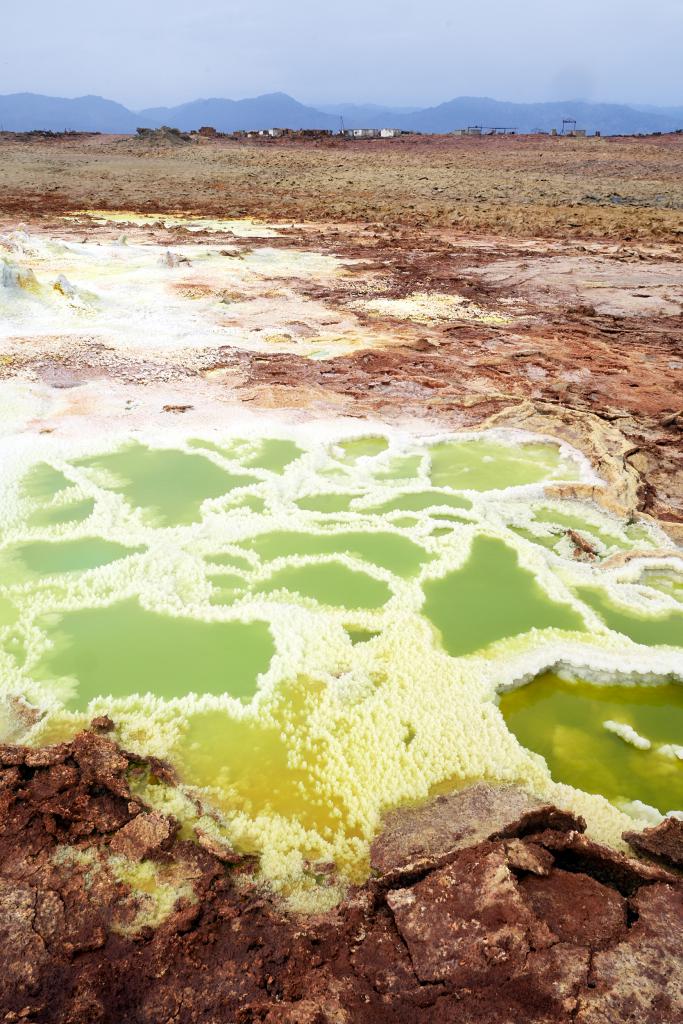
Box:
603 720 652 750
0 221 378 359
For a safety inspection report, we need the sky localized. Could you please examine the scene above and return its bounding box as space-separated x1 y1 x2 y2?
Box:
2 0 681 110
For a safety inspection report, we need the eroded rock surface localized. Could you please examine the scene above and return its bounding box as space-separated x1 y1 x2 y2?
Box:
369 781 583 886
1 732 681 1023
624 816 683 868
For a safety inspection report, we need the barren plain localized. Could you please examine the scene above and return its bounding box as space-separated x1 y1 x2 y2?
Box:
0 132 682 1023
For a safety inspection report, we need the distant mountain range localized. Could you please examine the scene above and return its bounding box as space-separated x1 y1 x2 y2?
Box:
1 91 681 136
0 93 153 134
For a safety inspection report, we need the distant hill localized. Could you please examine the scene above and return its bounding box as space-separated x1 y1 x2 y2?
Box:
633 103 683 121
0 93 155 133
1 91 681 136
138 93 339 133
393 97 682 135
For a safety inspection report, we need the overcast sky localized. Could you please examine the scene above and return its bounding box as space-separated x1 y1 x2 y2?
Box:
2 0 681 109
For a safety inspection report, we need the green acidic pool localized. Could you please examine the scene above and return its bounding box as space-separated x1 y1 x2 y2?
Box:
336 436 389 461
35 599 274 707
295 493 357 513
576 586 683 647
22 462 72 501
258 561 391 609
500 673 683 813
429 439 580 491
4 538 138 577
423 535 585 657
533 506 629 551
367 491 472 514
242 530 430 577
76 443 258 525
29 497 96 528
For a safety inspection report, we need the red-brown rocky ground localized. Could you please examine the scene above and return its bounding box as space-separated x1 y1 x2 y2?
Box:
0 731 681 1023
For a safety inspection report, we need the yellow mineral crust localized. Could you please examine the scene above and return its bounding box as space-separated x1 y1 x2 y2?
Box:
353 291 511 325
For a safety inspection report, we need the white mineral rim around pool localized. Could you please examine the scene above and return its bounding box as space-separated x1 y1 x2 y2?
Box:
0 407 681 907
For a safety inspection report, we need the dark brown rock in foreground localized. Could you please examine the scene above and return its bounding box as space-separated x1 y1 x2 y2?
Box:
0 732 681 1023
624 816 683 868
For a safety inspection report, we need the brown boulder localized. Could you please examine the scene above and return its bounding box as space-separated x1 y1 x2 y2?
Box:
623 817 683 868
386 843 554 986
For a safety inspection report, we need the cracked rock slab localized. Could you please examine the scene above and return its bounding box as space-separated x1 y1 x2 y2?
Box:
386 843 555 986
108 812 177 861
370 781 583 885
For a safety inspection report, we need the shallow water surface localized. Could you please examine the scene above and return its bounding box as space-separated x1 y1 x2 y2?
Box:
500 673 683 813
76 443 258 525
36 600 274 707
423 536 585 657
576 586 683 647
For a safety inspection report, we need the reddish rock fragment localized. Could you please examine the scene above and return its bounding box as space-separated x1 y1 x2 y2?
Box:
23 764 79 802
492 804 585 840
519 868 628 948
567 529 598 559
145 756 178 786
503 838 554 876
370 781 583 885
623 817 683 869
109 811 177 861
0 767 22 791
71 732 130 798
575 883 683 1024
386 843 553 986
194 826 245 865
89 715 115 733
534 828 677 894
1 744 70 769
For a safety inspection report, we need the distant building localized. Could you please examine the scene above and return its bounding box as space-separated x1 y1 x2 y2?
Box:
198 126 218 138
452 126 515 136
379 128 403 138
245 128 333 139
342 128 381 139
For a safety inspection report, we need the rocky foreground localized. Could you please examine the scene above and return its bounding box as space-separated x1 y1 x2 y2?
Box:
0 728 681 1023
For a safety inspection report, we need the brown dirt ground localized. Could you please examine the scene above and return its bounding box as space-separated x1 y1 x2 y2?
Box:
1 132 682 243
